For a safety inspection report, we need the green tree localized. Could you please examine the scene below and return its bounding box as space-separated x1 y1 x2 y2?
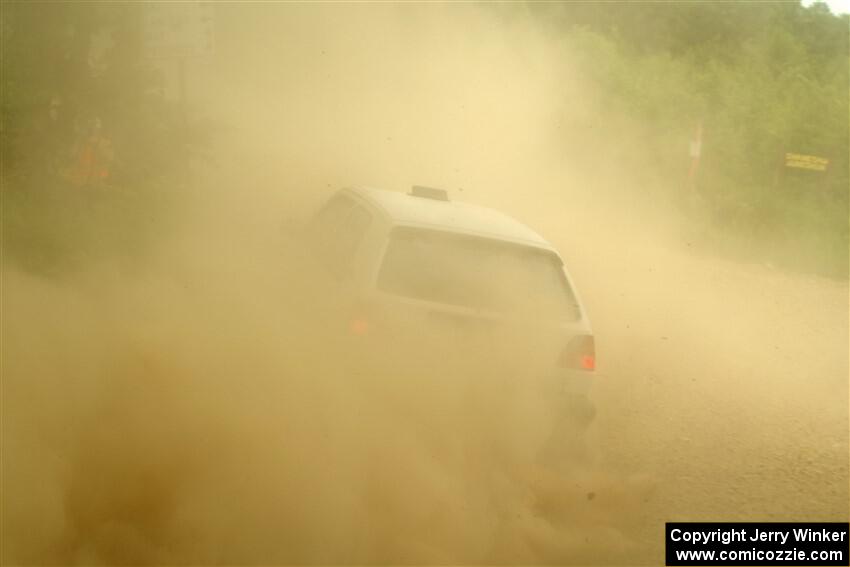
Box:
526 1 849 276
1 3 203 273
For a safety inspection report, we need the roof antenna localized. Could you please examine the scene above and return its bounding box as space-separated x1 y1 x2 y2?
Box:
410 185 449 201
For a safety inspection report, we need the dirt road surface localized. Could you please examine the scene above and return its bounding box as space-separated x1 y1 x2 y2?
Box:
559 222 849 563
4 197 848 565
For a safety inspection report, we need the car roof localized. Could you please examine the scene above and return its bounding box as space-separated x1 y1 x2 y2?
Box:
346 186 552 249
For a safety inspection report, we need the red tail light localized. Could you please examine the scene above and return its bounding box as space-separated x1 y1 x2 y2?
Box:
349 317 370 336
348 300 378 336
559 334 595 371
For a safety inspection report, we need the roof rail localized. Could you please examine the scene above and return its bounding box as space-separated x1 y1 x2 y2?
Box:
410 185 449 201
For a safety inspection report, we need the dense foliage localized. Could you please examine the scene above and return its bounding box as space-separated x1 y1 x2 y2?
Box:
528 1 849 277
1 3 203 273
2 2 847 277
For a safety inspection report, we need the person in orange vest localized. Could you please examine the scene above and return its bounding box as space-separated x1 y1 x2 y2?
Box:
68 117 113 187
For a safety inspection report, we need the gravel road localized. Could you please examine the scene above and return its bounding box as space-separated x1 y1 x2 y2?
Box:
560 227 849 564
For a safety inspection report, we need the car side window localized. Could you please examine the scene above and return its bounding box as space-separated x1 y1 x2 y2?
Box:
310 195 355 239
336 205 371 263
310 194 371 277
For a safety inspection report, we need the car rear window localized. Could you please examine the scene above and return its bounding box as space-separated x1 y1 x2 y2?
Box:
377 227 581 321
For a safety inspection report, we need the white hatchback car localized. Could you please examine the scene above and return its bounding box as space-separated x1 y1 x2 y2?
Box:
307 185 597 451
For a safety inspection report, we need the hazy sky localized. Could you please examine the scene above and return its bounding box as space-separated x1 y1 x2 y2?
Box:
804 0 850 14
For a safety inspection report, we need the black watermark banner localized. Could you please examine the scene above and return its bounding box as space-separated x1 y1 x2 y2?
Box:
666 523 849 566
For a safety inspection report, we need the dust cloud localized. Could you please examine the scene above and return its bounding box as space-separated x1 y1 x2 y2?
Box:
2 3 847 566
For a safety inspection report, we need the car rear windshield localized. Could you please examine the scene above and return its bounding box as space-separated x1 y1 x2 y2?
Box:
376 227 581 321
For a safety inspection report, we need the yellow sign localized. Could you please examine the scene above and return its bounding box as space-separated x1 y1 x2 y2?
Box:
785 153 829 171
